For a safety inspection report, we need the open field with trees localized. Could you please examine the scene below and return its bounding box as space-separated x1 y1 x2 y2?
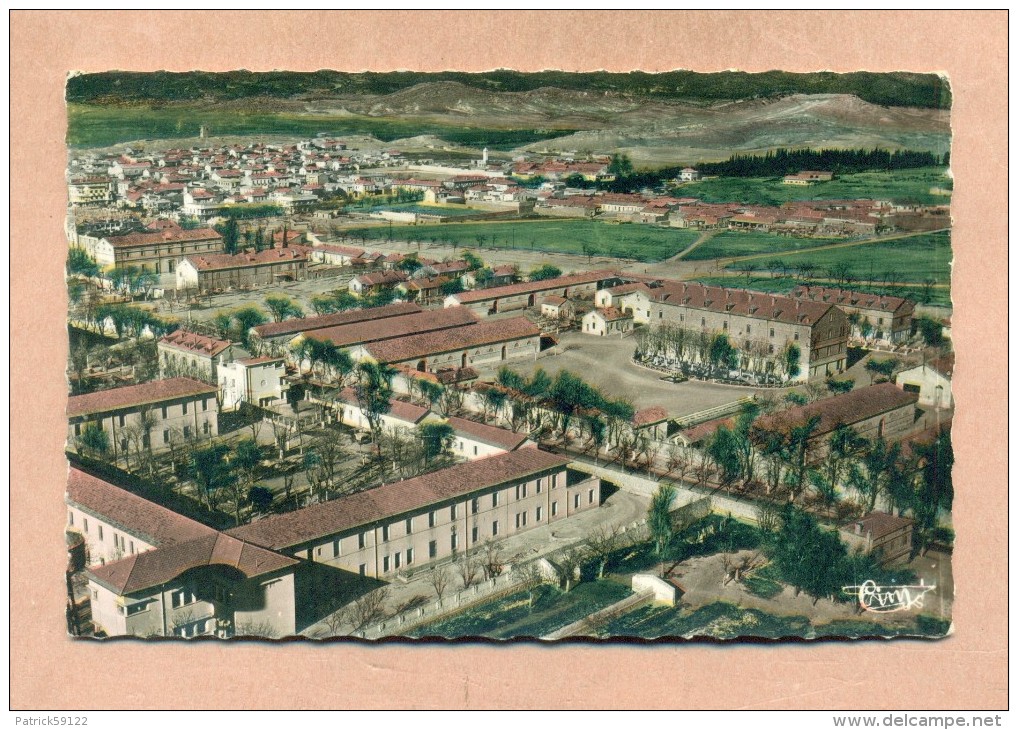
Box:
342 219 701 262
685 230 843 261
677 167 952 206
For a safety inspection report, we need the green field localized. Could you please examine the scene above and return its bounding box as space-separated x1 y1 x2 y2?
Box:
685 230 843 261
67 103 576 149
343 219 702 262
727 231 952 283
407 580 632 639
693 274 951 307
677 168 952 206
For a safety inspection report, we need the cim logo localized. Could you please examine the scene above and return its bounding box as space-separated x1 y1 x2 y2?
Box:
842 580 936 613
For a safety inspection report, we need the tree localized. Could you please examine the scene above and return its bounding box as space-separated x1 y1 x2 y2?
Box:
911 430 954 553
457 553 481 589
264 294 303 323
608 153 634 177
248 485 274 514
556 547 584 592
214 217 240 254
586 523 624 579
76 422 110 460
864 357 896 384
231 306 268 348
784 415 822 503
440 278 465 297
708 426 743 489
66 248 100 278
462 250 484 271
770 505 850 604
784 343 802 380
647 483 677 555
355 361 397 456
528 264 562 282
428 566 451 600
826 377 855 394
418 422 454 464
914 316 944 346
848 437 902 513
229 438 262 525
188 443 234 511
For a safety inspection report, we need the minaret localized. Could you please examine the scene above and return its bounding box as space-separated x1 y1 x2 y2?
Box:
482 147 488 166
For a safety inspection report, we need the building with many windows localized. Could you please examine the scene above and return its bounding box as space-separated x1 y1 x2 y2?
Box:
66 377 219 462
227 449 600 579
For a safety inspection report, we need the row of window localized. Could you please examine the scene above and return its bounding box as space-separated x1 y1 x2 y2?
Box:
68 512 135 555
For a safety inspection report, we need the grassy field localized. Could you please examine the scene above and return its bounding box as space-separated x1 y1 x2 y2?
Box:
407 580 632 639
727 231 952 283
677 167 952 206
685 230 843 261
343 219 702 262
692 274 951 307
66 103 576 149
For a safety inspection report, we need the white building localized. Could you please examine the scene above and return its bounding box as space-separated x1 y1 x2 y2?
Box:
582 307 634 337
895 358 953 410
218 356 289 410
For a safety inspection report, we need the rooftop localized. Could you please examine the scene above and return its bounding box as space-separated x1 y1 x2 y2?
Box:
450 270 617 304
227 449 569 550
252 302 422 340
158 330 232 358
752 383 919 439
307 307 478 349
362 317 541 364
67 377 218 418
66 468 215 547
839 511 914 541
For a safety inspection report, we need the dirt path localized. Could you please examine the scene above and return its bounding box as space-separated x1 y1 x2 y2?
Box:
666 229 719 262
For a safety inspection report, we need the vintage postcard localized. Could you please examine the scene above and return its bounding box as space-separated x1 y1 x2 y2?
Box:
61 68 957 643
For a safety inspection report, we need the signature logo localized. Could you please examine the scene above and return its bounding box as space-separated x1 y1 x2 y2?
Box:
841 579 936 613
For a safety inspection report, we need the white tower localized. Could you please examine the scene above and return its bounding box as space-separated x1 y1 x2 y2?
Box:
482 147 488 166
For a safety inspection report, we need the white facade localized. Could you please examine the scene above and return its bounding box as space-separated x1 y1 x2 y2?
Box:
218 357 289 410
895 364 953 409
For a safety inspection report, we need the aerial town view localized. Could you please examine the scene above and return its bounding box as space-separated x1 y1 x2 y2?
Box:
63 70 954 641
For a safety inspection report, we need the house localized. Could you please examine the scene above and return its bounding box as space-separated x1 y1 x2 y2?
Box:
157 330 236 383
895 355 954 410
308 243 367 267
348 270 408 296
332 388 434 433
640 281 850 381
631 407 670 441
444 415 534 460
791 286 914 343
351 317 542 374
397 275 454 305
218 356 289 410
303 307 479 353
227 449 601 579
68 176 115 207
582 307 633 337
752 383 920 451
66 467 214 567
67 377 220 463
541 295 575 321
248 302 423 354
783 171 834 185
676 168 701 183
176 245 311 292
839 512 914 565
594 282 653 322
86 223 223 275
445 270 619 317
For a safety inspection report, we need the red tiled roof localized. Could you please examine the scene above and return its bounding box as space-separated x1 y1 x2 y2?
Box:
753 383 919 439
334 389 432 424
308 307 477 349
446 415 529 451
839 511 913 541
362 317 540 364
790 286 913 313
252 302 422 340
354 270 408 287
158 330 232 358
681 416 737 445
649 281 836 327
66 468 215 547
632 406 669 427
106 227 221 248
590 307 631 322
67 378 217 418
227 449 570 550
450 270 616 304
88 532 297 596
185 245 311 272
316 243 366 258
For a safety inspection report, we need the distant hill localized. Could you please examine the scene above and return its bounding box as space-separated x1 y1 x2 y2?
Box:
67 69 951 110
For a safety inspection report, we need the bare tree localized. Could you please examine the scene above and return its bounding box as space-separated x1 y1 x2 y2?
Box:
428 566 451 601
556 547 584 592
585 523 624 579
457 553 482 589
348 587 390 631
481 540 504 581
